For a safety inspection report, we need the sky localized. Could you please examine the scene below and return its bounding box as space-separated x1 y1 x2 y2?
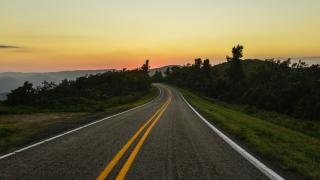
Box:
0 0 320 72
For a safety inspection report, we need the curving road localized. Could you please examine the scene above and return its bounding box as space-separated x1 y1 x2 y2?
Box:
0 84 275 179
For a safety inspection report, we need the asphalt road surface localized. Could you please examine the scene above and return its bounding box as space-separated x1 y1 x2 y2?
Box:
0 84 273 179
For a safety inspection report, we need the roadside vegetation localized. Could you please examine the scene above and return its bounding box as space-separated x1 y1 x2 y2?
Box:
0 61 159 154
2 61 152 113
180 88 320 179
151 45 320 179
157 45 320 121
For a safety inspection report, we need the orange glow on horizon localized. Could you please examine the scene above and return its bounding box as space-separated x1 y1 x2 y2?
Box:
1 0 320 72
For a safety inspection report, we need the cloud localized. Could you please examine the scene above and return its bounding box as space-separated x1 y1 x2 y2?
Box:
0 45 20 49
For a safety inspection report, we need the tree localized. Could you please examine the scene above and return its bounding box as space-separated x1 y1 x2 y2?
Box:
232 44 243 61
194 58 202 68
202 59 211 72
227 45 245 82
142 59 150 73
6 81 35 105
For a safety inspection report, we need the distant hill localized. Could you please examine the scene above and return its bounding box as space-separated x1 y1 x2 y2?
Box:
0 70 114 93
149 65 179 76
212 59 267 77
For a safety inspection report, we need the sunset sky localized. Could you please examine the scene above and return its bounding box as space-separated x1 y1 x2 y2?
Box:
1 0 320 72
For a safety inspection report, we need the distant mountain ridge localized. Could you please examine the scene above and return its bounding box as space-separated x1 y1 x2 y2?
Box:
149 65 179 76
0 69 114 94
0 66 179 95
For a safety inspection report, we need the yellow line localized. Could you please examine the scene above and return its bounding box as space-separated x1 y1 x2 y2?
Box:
116 97 172 180
96 98 170 180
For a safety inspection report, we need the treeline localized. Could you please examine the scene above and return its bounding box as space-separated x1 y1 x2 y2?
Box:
154 45 320 121
3 61 151 112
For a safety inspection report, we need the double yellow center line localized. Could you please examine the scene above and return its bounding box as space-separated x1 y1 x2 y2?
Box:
97 91 172 180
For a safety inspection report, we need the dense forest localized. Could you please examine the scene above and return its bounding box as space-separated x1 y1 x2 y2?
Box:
155 45 320 121
2 61 151 113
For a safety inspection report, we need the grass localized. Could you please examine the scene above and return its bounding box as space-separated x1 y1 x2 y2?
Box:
0 113 87 153
203 97 320 140
179 88 320 179
0 86 159 154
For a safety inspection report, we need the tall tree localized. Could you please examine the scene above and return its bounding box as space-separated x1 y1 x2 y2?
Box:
227 45 244 82
142 60 150 73
232 44 243 61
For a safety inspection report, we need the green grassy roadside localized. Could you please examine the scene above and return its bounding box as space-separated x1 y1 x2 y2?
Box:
0 86 159 155
179 88 320 179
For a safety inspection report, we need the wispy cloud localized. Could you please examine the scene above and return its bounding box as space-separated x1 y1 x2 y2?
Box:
0 45 20 49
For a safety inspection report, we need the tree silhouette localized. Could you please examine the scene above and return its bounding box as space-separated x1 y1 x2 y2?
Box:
202 59 211 72
6 81 35 105
194 58 202 68
232 44 243 61
142 60 150 73
227 45 244 83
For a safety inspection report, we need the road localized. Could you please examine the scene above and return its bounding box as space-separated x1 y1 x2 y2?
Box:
0 84 274 179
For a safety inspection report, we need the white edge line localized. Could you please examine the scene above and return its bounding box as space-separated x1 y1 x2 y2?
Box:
179 92 285 180
0 87 162 160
